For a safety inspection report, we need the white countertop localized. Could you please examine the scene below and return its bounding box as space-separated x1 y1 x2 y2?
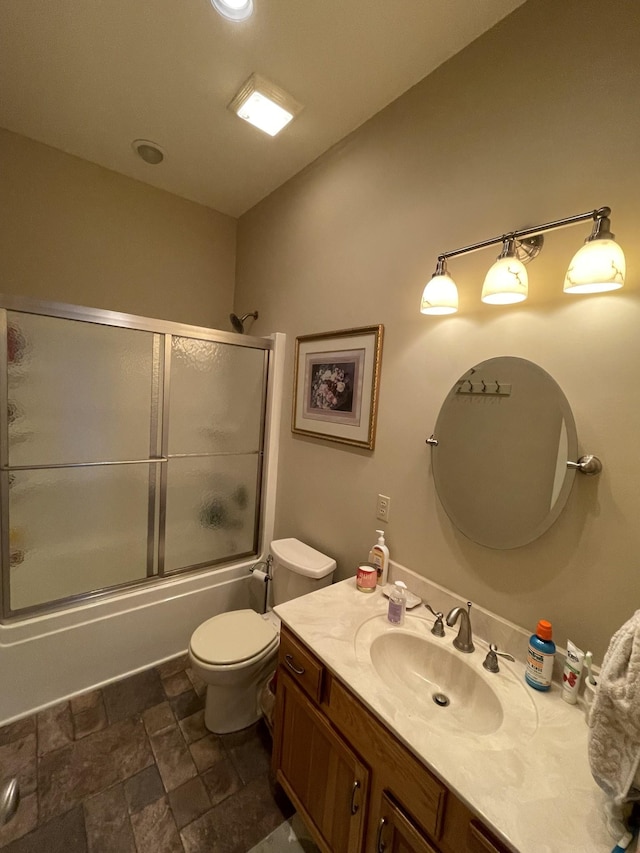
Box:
274 576 613 853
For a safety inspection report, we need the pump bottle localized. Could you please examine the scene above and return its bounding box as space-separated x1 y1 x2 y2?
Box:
387 581 407 625
369 530 390 586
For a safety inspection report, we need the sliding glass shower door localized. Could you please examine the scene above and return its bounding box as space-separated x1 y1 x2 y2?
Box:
0 298 271 618
164 336 266 572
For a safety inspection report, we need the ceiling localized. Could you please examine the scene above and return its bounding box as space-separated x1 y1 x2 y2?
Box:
0 0 524 218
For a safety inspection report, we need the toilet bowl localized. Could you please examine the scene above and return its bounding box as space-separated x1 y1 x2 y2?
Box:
189 609 279 734
188 538 336 734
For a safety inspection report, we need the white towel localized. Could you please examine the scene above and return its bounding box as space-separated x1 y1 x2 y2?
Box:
589 610 640 804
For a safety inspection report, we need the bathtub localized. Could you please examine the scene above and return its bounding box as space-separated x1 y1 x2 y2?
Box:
0 560 274 724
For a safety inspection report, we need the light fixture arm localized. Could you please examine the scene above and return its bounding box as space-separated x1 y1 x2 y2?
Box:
438 207 610 262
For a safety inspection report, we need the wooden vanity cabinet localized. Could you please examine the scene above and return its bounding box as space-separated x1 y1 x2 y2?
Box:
272 626 512 853
272 632 369 852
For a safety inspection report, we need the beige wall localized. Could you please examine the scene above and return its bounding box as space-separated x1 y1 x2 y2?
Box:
0 128 236 328
236 0 640 660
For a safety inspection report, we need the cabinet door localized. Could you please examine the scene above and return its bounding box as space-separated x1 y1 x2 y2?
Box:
466 820 511 853
273 669 369 853
374 792 440 853
438 796 512 853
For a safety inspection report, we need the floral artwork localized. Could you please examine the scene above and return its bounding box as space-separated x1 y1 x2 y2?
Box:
310 364 354 412
305 356 361 425
292 326 383 449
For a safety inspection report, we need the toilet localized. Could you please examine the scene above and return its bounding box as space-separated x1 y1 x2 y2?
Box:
188 538 336 734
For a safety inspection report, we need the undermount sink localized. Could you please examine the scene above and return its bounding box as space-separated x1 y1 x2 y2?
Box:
355 615 537 741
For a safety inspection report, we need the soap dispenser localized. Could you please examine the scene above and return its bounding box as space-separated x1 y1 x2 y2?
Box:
387 581 407 625
369 530 390 586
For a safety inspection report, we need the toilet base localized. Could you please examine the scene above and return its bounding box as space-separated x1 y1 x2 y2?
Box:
203 674 274 734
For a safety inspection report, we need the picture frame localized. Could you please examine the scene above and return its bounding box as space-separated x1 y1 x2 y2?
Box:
292 325 384 450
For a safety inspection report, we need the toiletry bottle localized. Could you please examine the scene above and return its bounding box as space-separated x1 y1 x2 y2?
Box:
525 619 556 691
561 640 584 705
370 530 390 586
387 581 407 625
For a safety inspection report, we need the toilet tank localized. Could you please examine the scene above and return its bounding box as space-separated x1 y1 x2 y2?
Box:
270 538 336 606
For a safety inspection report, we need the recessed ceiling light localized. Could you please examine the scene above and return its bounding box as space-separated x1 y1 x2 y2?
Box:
132 139 165 165
228 73 302 137
211 0 253 22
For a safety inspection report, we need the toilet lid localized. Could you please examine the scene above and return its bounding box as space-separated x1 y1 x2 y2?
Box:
190 609 278 665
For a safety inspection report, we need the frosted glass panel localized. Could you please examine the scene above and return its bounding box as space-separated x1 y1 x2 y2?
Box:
169 337 265 454
8 312 155 466
9 464 152 610
164 454 259 572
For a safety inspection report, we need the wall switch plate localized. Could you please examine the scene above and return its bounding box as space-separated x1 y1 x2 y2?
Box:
376 494 391 522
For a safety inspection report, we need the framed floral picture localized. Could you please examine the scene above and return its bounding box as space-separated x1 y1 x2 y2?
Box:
292 325 384 450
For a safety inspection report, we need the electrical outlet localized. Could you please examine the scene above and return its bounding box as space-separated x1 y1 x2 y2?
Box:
376 494 391 522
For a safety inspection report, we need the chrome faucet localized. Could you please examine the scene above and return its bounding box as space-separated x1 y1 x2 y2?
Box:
446 601 474 653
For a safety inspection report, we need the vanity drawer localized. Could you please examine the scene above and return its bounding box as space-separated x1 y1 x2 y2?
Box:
278 626 324 704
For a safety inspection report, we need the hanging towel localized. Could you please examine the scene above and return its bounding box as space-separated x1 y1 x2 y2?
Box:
589 610 640 804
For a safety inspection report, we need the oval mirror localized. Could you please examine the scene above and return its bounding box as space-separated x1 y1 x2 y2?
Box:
431 356 578 549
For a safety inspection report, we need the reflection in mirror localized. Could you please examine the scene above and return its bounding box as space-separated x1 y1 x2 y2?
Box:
431 357 578 549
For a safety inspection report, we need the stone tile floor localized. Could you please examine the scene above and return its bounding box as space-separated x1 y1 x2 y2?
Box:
247 815 319 853
0 654 297 852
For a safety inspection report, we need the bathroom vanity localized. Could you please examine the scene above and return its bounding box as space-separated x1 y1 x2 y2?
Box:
272 576 612 853
273 625 507 852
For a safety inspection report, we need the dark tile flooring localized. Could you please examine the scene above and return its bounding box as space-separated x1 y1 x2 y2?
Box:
0 654 294 852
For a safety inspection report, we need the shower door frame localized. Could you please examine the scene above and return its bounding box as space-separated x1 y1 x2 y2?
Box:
0 294 273 621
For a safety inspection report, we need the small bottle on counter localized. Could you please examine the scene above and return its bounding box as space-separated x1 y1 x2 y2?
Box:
525 619 556 691
356 563 377 593
369 530 390 586
387 581 407 625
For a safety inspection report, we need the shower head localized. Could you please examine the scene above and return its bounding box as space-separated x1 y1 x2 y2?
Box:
229 311 258 334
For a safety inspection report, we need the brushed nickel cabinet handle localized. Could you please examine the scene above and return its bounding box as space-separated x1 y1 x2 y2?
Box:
284 654 305 675
350 779 361 815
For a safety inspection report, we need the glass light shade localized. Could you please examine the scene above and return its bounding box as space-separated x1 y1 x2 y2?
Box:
420 275 458 315
563 238 625 294
211 0 253 21
481 256 528 305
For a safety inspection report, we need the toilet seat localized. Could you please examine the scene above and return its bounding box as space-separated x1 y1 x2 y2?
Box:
190 609 278 667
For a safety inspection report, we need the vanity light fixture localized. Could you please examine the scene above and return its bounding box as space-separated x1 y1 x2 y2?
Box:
420 257 458 315
228 73 302 137
481 237 529 305
211 0 253 22
563 211 626 294
420 206 625 315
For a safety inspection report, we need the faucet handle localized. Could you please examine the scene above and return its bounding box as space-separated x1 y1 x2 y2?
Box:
424 604 445 637
482 643 515 673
